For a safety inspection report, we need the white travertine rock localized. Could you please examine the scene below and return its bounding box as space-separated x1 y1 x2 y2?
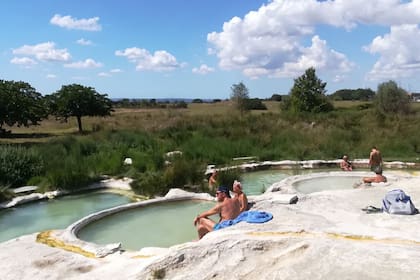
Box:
123 157 133 165
2 174 420 279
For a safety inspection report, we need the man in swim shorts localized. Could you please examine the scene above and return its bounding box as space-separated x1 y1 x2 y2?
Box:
369 146 383 173
193 186 241 239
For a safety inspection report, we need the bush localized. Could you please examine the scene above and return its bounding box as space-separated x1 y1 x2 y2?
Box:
216 168 242 191
0 145 44 188
163 159 205 188
0 186 14 202
375 80 411 117
130 171 167 197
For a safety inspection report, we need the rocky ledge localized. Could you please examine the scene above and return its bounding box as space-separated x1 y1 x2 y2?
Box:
1 172 420 279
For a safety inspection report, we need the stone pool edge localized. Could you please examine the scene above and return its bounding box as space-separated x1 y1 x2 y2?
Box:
54 189 214 258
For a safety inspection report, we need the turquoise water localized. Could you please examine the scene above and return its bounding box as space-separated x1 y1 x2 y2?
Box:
0 191 132 243
293 176 363 194
78 200 216 250
241 169 315 195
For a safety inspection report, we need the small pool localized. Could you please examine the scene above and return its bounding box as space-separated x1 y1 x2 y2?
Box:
0 191 132 243
292 175 363 194
241 169 327 195
77 200 215 250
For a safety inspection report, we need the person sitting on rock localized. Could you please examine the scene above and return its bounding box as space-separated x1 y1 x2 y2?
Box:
193 186 241 239
362 167 387 184
232 180 248 212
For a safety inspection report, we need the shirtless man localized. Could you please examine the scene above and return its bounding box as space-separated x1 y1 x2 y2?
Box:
232 180 248 212
208 170 218 191
340 155 352 171
369 146 383 172
193 186 240 239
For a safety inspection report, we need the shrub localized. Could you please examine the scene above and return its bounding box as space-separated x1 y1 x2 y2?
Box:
0 186 14 202
375 80 411 117
130 171 167 197
0 145 44 188
163 159 205 189
216 168 242 191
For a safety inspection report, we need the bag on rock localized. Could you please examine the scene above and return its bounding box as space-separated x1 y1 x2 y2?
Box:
382 189 418 215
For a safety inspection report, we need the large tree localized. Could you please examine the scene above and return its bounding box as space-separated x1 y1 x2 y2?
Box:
47 84 113 133
230 82 250 115
375 80 410 116
283 67 333 114
0 80 46 135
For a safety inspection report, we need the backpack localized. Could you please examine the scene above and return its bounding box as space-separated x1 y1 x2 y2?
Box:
382 189 418 215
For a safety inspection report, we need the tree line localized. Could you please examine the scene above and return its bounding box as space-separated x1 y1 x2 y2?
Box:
1 68 413 135
0 81 113 134
233 67 412 118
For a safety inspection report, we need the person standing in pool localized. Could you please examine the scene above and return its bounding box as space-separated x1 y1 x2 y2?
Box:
193 186 240 239
340 155 353 171
369 146 383 173
208 170 218 191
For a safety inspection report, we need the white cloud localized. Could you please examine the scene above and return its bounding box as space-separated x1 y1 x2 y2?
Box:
98 72 111 77
192 64 215 75
207 0 420 80
76 38 93 46
364 24 420 80
115 47 181 72
46 74 56 79
110 68 122 73
12 42 70 62
50 14 101 31
10 57 37 66
64 58 103 69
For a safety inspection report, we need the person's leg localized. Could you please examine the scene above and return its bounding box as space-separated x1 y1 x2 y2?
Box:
197 218 216 239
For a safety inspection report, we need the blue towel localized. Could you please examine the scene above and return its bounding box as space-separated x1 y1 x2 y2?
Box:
213 211 273 230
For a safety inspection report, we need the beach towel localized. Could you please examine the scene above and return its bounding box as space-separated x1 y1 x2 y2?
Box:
213 210 273 230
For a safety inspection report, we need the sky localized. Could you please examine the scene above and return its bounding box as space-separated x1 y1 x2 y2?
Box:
2 0 420 100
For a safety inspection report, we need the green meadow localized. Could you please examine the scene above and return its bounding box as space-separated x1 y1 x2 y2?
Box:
1 100 420 201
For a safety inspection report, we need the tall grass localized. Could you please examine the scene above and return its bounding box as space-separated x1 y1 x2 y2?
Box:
3 102 420 194
0 145 43 188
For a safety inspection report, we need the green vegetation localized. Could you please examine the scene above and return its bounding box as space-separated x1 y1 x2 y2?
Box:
0 80 46 135
375 80 411 117
46 84 113 133
231 82 250 115
282 67 333 115
1 73 420 202
330 88 375 101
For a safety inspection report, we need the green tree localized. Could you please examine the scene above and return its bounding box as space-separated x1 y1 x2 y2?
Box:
0 80 46 135
330 88 375 101
47 84 113 133
230 82 250 115
375 80 411 116
283 67 333 114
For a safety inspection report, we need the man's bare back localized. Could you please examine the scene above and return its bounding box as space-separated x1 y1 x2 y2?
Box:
369 147 382 168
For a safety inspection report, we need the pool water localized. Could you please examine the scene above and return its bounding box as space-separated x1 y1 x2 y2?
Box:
77 200 216 250
293 176 363 194
241 169 316 195
0 192 132 243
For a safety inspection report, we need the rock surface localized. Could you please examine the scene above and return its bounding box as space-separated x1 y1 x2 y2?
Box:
2 173 420 279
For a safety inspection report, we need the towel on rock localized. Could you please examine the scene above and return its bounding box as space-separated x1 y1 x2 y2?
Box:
213 210 273 230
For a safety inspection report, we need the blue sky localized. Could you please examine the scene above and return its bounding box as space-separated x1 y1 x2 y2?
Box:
2 0 420 99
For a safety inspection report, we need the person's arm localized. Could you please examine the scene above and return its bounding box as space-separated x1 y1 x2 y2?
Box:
239 195 248 212
194 204 221 225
